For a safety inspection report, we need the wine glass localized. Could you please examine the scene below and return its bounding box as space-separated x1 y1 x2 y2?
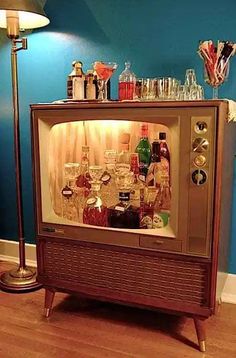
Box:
93 61 118 101
203 59 230 99
88 165 103 183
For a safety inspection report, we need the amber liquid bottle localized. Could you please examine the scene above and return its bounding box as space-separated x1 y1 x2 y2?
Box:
146 140 162 187
159 132 171 183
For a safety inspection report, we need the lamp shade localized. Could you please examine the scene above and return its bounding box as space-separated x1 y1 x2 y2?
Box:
0 0 50 29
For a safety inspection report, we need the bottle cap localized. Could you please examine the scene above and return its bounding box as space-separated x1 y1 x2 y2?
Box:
159 132 166 140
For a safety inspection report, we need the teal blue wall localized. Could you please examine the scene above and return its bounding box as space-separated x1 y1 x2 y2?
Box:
0 0 235 272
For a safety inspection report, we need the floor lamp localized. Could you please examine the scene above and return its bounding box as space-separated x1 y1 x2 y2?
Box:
0 1 49 292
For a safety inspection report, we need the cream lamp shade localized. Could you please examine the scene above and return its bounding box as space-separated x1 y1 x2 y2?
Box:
0 0 50 33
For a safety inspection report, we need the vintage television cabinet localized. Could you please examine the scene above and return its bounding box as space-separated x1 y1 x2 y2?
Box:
31 100 236 352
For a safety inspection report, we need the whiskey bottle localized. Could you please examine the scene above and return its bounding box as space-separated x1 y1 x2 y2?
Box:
159 176 171 211
130 153 145 207
139 187 156 229
159 132 171 184
146 139 162 187
100 149 118 207
152 184 169 228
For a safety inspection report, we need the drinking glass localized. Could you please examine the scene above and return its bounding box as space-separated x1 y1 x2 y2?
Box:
156 77 179 100
93 61 118 101
141 78 157 100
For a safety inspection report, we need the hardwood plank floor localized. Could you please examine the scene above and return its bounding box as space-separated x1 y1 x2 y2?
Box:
0 261 236 358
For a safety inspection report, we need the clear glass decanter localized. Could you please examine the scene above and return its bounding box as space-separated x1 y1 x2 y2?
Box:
83 180 108 227
118 61 136 101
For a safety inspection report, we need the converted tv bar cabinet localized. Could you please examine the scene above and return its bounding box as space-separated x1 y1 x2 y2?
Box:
31 100 236 352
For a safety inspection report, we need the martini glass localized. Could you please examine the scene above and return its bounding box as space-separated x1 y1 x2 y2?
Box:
93 61 118 101
203 59 230 99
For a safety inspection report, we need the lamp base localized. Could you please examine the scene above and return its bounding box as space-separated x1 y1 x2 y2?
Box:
0 266 42 292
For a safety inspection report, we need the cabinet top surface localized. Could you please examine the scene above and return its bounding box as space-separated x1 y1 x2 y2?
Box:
30 100 229 111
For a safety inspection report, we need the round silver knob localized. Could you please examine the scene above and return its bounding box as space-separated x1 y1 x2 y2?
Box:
192 169 207 185
192 137 209 152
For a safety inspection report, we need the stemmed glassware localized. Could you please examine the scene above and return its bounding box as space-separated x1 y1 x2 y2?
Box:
203 59 230 99
198 40 236 99
93 61 118 101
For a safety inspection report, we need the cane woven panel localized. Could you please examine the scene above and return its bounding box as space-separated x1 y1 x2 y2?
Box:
41 240 208 306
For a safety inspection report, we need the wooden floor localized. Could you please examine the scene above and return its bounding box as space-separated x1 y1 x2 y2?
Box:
0 261 236 358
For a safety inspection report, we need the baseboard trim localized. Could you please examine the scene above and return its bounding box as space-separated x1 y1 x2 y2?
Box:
0 239 236 303
221 274 236 304
0 239 36 267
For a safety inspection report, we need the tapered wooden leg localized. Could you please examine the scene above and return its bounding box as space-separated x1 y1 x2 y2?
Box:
44 288 55 318
194 317 206 352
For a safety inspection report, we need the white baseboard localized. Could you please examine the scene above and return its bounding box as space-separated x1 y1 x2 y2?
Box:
221 274 236 304
0 239 36 267
0 238 236 303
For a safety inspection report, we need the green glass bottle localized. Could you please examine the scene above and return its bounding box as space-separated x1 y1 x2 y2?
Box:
135 123 151 179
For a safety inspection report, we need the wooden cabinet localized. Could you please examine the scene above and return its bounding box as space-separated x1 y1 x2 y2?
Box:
31 100 236 352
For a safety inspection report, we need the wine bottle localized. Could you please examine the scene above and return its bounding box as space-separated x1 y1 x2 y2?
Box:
135 123 151 180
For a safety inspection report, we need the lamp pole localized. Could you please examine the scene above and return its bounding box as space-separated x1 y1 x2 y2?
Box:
0 5 49 291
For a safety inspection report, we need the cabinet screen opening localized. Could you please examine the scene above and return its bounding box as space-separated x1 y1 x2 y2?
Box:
39 119 179 238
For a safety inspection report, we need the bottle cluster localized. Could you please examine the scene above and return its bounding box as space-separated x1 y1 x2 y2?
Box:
67 61 110 100
61 124 171 230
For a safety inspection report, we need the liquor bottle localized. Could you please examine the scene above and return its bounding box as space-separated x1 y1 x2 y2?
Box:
146 139 162 187
117 132 131 164
130 153 145 207
85 70 96 100
108 170 140 229
135 123 151 180
159 175 171 211
61 162 80 221
83 180 108 227
100 149 118 207
118 61 136 101
139 187 156 229
159 132 171 184
67 60 76 99
72 61 85 100
75 146 91 220
152 184 169 228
